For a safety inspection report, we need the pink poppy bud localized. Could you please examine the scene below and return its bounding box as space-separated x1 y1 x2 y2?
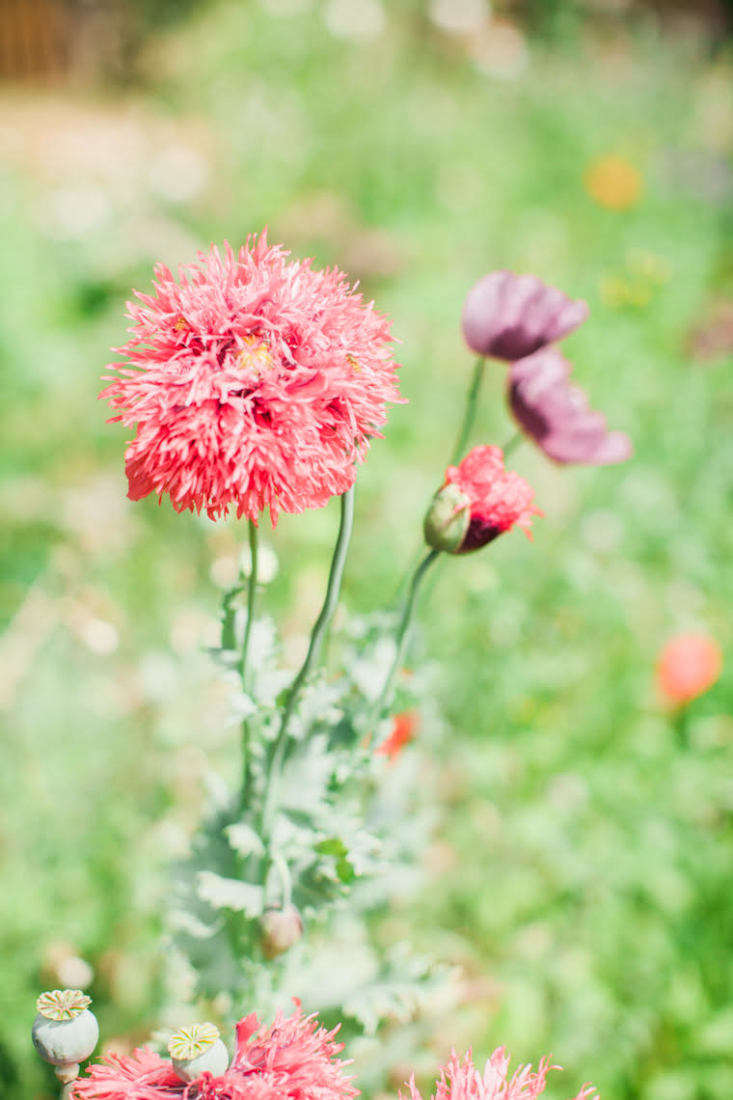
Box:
424 445 539 554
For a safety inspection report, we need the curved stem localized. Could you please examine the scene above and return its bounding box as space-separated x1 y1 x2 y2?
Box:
240 520 259 799
393 357 486 604
262 486 355 829
370 548 440 728
450 356 485 465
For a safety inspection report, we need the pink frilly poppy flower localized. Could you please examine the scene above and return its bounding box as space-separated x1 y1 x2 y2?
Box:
461 271 588 362
103 233 403 525
424 445 540 554
71 1005 357 1100
402 1046 596 1100
508 348 632 465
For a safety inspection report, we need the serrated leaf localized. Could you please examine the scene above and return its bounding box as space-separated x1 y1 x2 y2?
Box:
196 872 264 916
168 910 220 939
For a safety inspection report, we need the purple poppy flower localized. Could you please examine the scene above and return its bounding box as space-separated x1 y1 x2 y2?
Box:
508 348 633 466
462 271 589 361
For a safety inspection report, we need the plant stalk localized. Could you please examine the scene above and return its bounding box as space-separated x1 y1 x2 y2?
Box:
240 519 259 800
450 356 485 465
370 548 440 729
262 485 355 830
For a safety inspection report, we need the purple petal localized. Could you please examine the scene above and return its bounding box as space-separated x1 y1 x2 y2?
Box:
461 271 588 361
508 348 633 467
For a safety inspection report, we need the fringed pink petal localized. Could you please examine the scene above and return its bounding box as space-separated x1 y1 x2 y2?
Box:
102 233 403 525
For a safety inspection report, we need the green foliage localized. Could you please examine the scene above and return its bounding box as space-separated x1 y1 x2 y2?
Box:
0 2 730 1097
170 602 441 1034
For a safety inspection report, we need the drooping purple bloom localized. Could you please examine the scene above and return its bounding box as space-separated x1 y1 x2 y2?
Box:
461 271 589 361
508 348 632 466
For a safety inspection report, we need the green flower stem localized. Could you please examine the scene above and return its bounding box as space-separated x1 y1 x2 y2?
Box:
261 485 355 831
450 356 486 465
394 357 486 603
502 431 522 458
240 520 259 800
370 548 440 728
673 704 690 750
221 585 243 653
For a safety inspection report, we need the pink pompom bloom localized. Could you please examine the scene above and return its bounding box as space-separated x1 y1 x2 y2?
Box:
103 234 402 524
403 1047 597 1100
462 271 588 362
656 632 723 707
424 445 540 554
72 1006 357 1100
508 348 632 466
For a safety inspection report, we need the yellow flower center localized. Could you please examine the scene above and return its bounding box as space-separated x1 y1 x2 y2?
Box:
36 990 91 1022
168 1023 221 1061
236 336 274 377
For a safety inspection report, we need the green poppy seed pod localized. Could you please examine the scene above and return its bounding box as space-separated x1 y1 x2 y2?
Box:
261 904 303 958
32 990 99 1075
169 1023 229 1082
423 482 470 554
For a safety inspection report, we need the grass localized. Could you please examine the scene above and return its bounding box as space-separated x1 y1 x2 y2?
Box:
0 1 731 1095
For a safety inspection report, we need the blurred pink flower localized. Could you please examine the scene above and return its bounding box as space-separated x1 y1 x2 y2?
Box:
403 1047 596 1100
461 271 588 362
424 445 540 554
656 632 722 707
508 348 632 466
103 233 402 524
72 1005 356 1099
377 711 418 759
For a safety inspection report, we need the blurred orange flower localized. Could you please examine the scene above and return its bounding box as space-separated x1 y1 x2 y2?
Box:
377 711 418 760
584 154 643 211
656 633 722 707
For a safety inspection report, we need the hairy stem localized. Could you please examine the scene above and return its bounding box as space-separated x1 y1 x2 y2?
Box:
262 486 355 830
240 520 259 801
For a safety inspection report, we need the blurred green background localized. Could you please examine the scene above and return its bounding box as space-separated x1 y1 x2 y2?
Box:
1 0 731 1096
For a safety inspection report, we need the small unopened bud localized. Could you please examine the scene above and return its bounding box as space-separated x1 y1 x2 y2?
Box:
261 904 303 958
423 483 470 553
32 990 99 1083
168 1023 229 1082
425 447 539 554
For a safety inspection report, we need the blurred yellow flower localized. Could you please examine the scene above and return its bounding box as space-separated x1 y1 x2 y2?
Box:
601 249 672 310
584 154 643 210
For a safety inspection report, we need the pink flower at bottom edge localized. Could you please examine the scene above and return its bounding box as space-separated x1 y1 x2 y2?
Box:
402 1047 597 1100
72 1005 357 1100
